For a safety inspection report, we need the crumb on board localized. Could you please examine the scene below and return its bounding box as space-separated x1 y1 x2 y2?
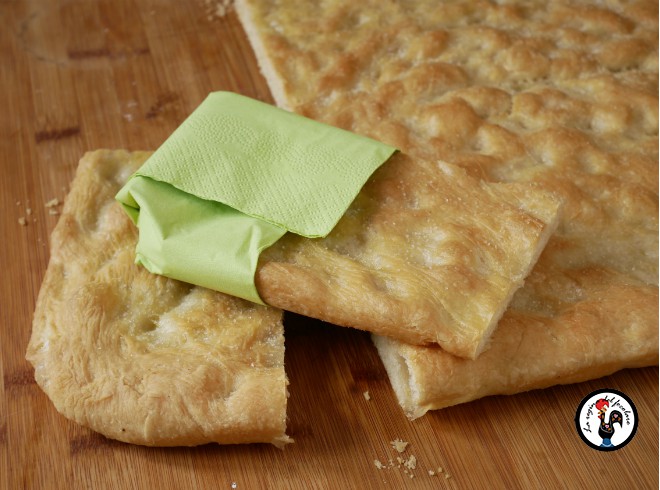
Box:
363 391 370 401
374 439 452 480
404 455 417 470
203 0 233 19
18 217 27 226
390 439 408 453
45 198 60 208
26 207 32 215
429 467 450 479
48 209 59 215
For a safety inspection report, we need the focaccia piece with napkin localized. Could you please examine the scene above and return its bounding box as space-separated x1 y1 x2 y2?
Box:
26 150 290 446
236 0 658 412
114 92 559 360
257 153 560 359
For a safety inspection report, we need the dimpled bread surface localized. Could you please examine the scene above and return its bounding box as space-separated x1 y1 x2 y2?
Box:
236 0 658 415
236 4 567 360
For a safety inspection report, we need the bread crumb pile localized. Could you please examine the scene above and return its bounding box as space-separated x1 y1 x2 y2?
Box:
373 439 451 480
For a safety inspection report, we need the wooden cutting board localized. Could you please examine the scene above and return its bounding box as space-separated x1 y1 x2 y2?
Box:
1 1 657 488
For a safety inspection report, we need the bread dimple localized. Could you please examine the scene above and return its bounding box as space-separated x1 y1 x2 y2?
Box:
27 150 289 446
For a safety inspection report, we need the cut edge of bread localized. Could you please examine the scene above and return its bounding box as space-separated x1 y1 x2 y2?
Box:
235 0 292 111
472 187 563 358
371 334 427 420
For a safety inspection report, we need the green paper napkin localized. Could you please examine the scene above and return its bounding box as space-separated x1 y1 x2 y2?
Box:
116 91 396 304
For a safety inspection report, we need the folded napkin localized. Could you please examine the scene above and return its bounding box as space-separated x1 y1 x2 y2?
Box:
116 92 396 303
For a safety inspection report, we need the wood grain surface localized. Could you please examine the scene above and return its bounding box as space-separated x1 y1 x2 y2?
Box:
1 1 658 489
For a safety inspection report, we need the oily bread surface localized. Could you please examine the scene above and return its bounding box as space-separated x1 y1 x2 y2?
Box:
236 0 658 412
26 150 290 446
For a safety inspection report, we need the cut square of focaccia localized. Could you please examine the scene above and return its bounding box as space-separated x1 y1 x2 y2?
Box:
26 150 290 446
235 0 658 413
257 154 560 359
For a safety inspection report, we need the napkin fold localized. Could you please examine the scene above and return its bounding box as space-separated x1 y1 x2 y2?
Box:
117 92 396 303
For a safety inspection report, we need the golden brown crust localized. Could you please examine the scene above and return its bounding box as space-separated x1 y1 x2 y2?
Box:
236 0 658 411
26 150 290 446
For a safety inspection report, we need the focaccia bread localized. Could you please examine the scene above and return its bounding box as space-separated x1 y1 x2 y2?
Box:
233 6 565 361
26 150 290 446
374 265 658 418
258 154 560 359
236 0 658 413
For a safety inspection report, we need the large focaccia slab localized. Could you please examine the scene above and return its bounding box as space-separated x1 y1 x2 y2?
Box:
236 0 659 413
26 150 290 446
233 8 563 360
